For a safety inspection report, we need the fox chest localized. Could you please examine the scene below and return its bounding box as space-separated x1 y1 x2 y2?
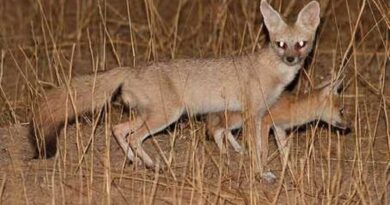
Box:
249 65 299 111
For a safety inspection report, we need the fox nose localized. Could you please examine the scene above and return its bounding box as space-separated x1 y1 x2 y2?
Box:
286 56 295 63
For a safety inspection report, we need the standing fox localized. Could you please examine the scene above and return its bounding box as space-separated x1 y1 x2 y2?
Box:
30 0 320 173
206 78 350 169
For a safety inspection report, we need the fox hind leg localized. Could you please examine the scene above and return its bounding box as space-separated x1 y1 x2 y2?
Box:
213 128 227 153
128 108 183 169
113 91 148 162
225 130 243 154
112 117 145 162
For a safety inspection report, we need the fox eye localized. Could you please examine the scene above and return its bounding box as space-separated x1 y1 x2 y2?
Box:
275 41 287 49
295 41 307 49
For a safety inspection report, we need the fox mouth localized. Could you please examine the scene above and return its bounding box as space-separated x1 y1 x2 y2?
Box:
333 122 351 134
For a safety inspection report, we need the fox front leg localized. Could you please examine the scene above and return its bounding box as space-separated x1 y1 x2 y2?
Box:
224 130 243 154
255 117 277 183
212 128 228 154
273 126 289 163
212 128 243 154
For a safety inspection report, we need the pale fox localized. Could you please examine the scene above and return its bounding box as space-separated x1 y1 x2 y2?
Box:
206 78 350 168
30 0 320 172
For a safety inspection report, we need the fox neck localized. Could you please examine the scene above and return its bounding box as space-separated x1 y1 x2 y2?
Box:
293 95 322 125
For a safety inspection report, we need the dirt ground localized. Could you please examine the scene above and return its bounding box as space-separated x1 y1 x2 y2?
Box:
0 0 389 204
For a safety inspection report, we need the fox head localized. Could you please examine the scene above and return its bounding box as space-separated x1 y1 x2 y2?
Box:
260 0 320 66
313 78 350 131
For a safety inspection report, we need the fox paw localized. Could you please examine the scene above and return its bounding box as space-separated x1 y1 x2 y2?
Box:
262 171 277 183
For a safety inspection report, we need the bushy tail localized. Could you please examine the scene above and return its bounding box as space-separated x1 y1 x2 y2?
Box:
30 67 130 158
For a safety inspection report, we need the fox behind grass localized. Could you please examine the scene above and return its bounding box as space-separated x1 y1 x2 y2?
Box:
206 78 350 169
30 0 320 172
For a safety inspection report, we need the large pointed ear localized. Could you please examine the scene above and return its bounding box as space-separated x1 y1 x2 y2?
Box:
318 76 344 96
260 0 285 33
296 1 320 31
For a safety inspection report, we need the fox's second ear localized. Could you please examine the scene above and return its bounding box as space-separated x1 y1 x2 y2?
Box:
260 0 285 33
296 1 320 31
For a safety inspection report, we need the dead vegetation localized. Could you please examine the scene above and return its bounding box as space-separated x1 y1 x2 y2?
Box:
0 0 389 204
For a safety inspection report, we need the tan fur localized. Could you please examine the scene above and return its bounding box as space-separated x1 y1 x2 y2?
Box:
205 78 349 170
30 0 321 171
30 68 131 157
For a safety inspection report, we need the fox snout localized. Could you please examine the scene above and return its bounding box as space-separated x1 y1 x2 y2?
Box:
280 47 307 66
332 120 352 134
333 121 349 130
283 56 300 66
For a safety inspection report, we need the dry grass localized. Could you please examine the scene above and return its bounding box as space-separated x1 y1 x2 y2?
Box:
0 0 389 204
